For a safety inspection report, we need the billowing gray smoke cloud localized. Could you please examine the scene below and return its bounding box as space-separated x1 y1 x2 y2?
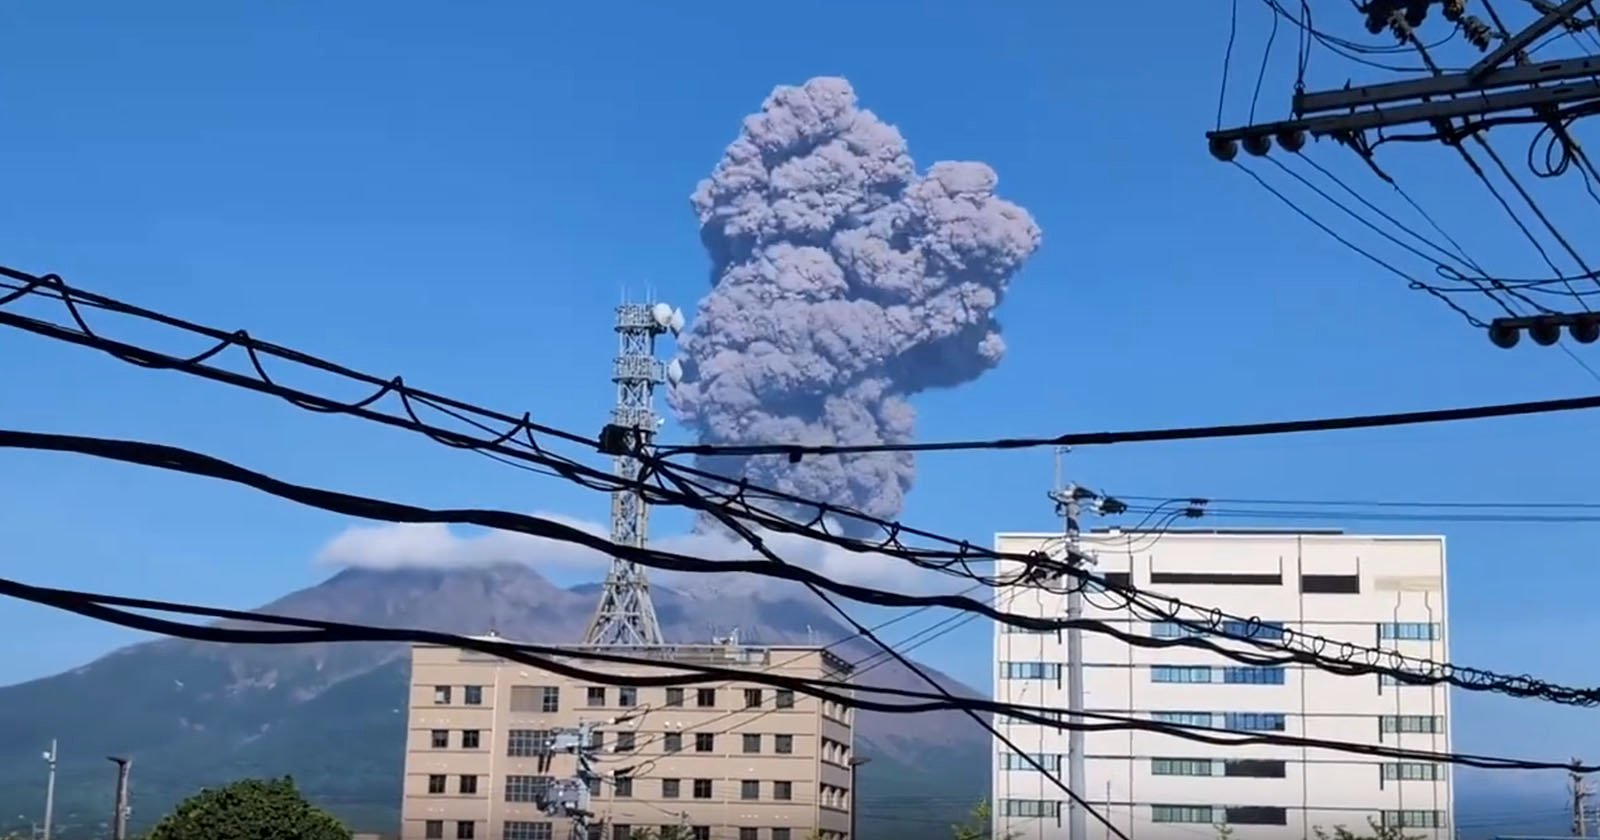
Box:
668 76 1042 535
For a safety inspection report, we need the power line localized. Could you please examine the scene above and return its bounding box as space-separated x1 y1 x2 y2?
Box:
6 573 1594 773
2 267 1594 705
659 389 1600 458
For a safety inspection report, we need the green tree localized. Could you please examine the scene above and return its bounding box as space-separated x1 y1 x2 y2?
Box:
1214 818 1423 840
145 776 350 840
952 799 1019 840
1310 819 1424 840
628 828 691 840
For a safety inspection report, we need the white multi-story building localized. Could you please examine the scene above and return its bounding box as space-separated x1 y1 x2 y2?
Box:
991 529 1452 840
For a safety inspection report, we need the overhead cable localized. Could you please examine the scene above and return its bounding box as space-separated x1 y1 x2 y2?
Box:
5 423 1593 710
0 268 1591 705
6 574 1595 773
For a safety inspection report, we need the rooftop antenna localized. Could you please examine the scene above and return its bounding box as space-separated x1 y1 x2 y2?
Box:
583 296 687 647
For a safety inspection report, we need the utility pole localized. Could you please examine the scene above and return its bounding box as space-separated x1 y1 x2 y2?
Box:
1204 1 1596 157
1048 447 1090 840
584 300 684 648
535 712 643 839
1574 759 1592 837
40 740 56 840
107 756 131 840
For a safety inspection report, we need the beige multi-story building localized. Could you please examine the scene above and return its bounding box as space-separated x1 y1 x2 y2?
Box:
400 637 856 840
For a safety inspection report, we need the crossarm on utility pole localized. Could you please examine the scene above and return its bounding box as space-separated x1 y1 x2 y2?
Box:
1470 0 1592 81
1294 55 1600 115
1208 78 1600 143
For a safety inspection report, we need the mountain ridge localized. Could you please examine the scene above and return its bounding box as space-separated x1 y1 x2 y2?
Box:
0 563 989 839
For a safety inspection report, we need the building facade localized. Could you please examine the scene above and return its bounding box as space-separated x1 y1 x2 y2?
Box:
400 639 855 840
991 530 1453 840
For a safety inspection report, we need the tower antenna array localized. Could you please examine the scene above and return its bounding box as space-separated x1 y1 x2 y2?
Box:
584 300 685 647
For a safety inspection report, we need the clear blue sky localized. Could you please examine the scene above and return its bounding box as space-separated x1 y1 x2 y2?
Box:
2 0 1596 804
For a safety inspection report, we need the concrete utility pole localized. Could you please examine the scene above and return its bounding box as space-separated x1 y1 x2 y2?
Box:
1048 448 1090 840
1573 759 1592 837
40 740 56 840
584 301 685 648
849 756 872 840
108 756 131 840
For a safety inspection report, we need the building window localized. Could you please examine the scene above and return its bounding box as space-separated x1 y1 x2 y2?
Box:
508 729 550 757
586 777 601 796
1151 758 1213 776
1150 570 1281 586
664 732 683 753
1001 752 1062 773
1223 666 1286 685
614 775 633 798
774 781 793 801
776 689 795 708
739 830 759 840
662 779 680 799
427 775 447 794
693 779 713 799
1379 671 1436 687
1380 715 1444 734
431 730 449 749
689 829 709 840
1001 661 1061 680
1151 711 1213 728
540 686 560 713
503 823 553 840
1225 807 1288 826
506 776 551 803
589 730 604 751
1152 805 1214 824
1383 763 1445 781
1152 666 1212 684
462 730 480 749
1301 573 1360 594
614 732 635 752
464 685 483 705
509 685 548 713
1379 622 1441 641
775 734 794 754
744 688 763 708
587 687 606 707
665 688 684 707
695 733 715 752
1221 620 1285 640
742 734 761 753
456 821 475 840
1382 811 1444 828
434 685 452 705
459 775 477 794
618 687 637 707
1149 621 1203 639
612 827 632 840
1224 712 1286 732
772 831 791 840
424 821 443 839
1001 800 1061 819
696 688 716 707
1225 759 1288 778
740 780 760 800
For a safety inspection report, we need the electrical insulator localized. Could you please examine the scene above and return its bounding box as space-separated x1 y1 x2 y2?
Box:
1208 136 1239 162
1531 318 1563 346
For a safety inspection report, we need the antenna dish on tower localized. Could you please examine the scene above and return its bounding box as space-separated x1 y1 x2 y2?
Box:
666 358 684 385
651 302 674 328
669 307 686 335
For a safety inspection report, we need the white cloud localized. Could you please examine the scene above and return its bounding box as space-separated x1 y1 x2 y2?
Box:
314 513 970 599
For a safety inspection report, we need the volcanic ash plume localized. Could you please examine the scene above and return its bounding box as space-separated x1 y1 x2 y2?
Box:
668 76 1042 536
